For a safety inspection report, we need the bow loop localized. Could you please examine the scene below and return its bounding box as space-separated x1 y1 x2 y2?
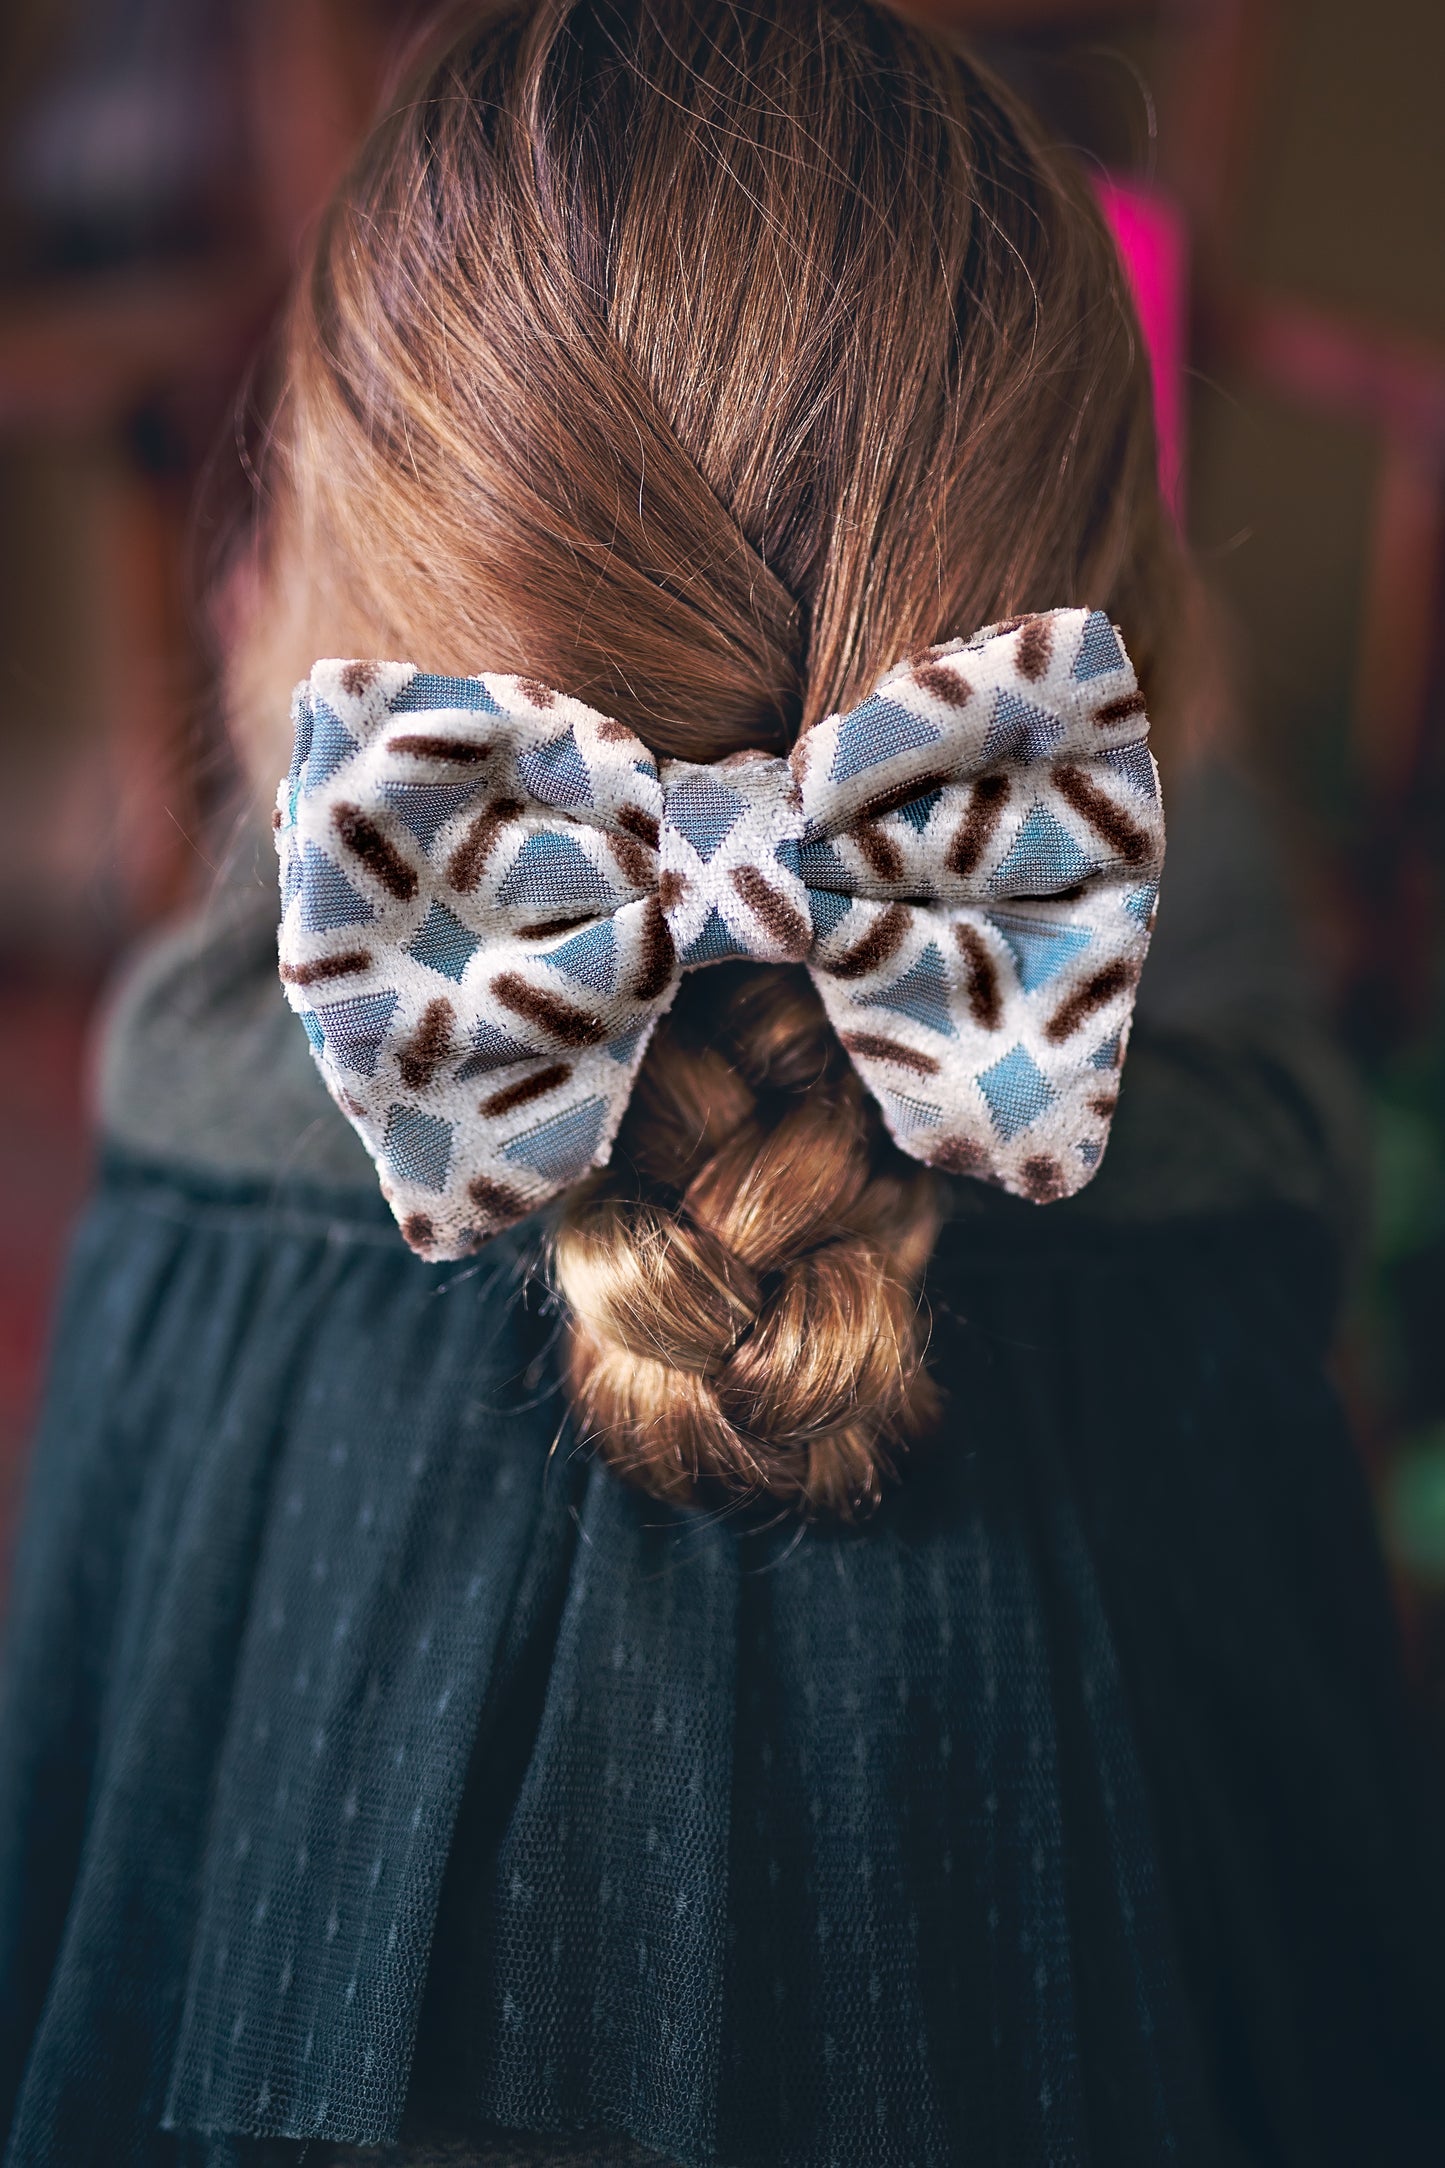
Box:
277 610 1163 1258
794 610 1156 903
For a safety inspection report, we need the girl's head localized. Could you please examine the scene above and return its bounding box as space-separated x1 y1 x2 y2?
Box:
239 0 1177 1516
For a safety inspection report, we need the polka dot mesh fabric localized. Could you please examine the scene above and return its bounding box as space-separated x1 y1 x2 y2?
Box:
4 1136 1444 2165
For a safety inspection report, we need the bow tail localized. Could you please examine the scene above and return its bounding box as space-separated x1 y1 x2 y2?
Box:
808 895 1150 1205
278 893 682 1260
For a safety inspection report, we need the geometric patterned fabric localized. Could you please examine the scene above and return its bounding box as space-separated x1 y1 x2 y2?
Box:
276 610 1165 1258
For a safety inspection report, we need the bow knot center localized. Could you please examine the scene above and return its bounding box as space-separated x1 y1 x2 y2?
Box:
657 755 812 967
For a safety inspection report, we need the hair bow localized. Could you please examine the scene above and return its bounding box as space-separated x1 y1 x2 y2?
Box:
276 609 1163 1260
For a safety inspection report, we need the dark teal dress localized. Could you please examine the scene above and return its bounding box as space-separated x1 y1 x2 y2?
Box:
1 774 1442 2167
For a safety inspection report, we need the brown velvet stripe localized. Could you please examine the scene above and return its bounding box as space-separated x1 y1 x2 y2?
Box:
851 820 904 884
389 734 491 763
827 903 910 980
448 799 524 892
1093 689 1147 726
1050 763 1153 866
333 804 418 901
616 802 661 849
839 1031 940 1076
945 774 1010 881
952 924 1002 1029
516 916 590 940
731 865 811 958
855 768 951 822
481 1063 573 1117
490 973 608 1048
632 896 676 1000
1020 1155 1066 1200
1014 615 1053 681
397 998 456 1089
1045 961 1138 1044
911 660 973 707
279 949 372 987
468 1173 533 1224
607 832 652 888
930 1135 989 1175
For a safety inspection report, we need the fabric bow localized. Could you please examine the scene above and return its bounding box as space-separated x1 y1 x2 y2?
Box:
276 608 1164 1260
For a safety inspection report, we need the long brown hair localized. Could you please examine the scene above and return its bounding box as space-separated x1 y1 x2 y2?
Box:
235 0 1178 1517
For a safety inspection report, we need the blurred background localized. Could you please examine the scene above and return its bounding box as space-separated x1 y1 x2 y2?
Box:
0 0 1442 1702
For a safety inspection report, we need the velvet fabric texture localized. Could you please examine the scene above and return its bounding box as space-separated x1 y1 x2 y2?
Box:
276 613 1163 1259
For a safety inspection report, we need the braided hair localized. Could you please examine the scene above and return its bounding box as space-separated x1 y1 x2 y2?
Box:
233 0 1177 1514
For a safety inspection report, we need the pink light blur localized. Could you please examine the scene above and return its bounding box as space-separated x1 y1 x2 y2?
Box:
1094 175 1190 520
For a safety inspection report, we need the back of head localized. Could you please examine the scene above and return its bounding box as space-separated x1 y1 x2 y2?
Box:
237 0 1176 1516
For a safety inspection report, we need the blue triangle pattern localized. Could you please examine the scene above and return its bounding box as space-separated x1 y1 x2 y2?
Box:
983 688 1065 765
665 774 745 861
977 1044 1055 1139
681 906 747 966
287 693 314 793
607 1023 649 1065
496 833 615 912
830 695 941 782
455 1019 535 1080
384 1103 452 1191
544 918 616 993
503 1095 608 1181
884 1090 945 1136
1125 883 1158 925
806 888 851 939
314 991 400 1077
280 836 302 907
1089 1031 1122 1071
301 1010 325 1054
391 672 499 714
517 729 593 811
302 701 357 795
382 779 480 848
797 838 851 888
1072 611 1124 681
1079 1139 1102 1166
989 806 1094 895
773 835 802 880
1099 742 1157 799
858 941 957 1037
299 844 375 932
987 911 1093 993
405 901 480 982
895 788 942 834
